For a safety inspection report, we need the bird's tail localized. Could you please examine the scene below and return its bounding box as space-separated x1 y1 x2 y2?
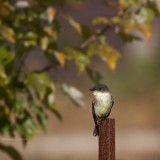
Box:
93 125 99 136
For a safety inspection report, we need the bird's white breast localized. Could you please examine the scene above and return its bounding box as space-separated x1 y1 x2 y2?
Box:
93 91 112 118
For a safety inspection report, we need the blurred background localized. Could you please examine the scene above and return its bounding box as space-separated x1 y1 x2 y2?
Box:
0 0 160 160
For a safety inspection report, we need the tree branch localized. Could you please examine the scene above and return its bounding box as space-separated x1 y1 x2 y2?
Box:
34 65 53 73
80 25 111 49
14 52 30 78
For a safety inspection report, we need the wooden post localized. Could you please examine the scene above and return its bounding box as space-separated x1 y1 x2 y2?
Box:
99 118 115 160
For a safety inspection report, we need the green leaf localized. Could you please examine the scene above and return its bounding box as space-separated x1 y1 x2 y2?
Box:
16 112 37 141
92 17 110 25
64 15 82 34
40 37 50 51
35 107 47 131
76 53 90 73
0 47 14 80
119 31 142 42
14 96 26 114
102 0 117 9
0 143 22 160
81 25 92 41
0 25 15 43
26 72 54 100
98 35 106 44
0 114 13 136
86 67 102 83
64 47 90 73
119 0 141 8
49 106 62 121
0 47 14 65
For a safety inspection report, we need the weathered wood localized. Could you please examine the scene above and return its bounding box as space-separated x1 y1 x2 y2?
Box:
99 118 115 160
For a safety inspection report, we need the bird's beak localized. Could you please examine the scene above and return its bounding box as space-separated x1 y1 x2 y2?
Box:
89 88 94 91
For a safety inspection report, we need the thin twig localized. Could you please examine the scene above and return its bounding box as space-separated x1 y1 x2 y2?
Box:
34 65 53 73
15 52 30 78
80 25 111 49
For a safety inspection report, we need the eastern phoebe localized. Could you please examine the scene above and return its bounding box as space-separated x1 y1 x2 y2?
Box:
89 84 114 136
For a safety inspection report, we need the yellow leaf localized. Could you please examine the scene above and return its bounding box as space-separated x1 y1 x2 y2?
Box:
92 17 110 25
137 21 151 40
99 44 121 71
47 7 56 23
40 37 49 51
124 20 152 40
64 15 82 34
0 2 10 17
0 25 15 43
119 0 139 9
0 68 7 79
43 26 57 38
54 52 66 67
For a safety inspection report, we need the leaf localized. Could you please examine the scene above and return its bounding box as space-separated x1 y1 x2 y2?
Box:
47 7 56 23
81 25 92 41
121 6 154 40
43 91 62 121
146 1 160 16
35 107 47 131
102 0 117 9
86 67 102 83
16 112 37 141
64 15 82 34
111 17 121 24
119 31 141 42
25 32 38 39
40 37 49 51
119 0 140 9
0 143 22 160
61 84 84 107
43 26 57 38
0 47 14 65
0 3 10 17
54 51 66 67
25 72 54 101
15 1 30 8
14 96 26 114
24 32 38 47
124 20 152 40
64 47 89 73
98 35 106 44
75 53 89 73
98 44 121 70
24 40 37 47
0 114 12 135
0 25 15 43
138 21 152 40
49 106 62 121
87 43 120 71
40 85 62 121
92 17 110 25
0 65 7 79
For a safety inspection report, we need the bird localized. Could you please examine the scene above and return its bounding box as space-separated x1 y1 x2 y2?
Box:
89 83 114 136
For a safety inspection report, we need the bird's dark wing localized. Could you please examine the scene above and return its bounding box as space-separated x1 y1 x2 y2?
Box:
112 100 114 108
92 102 99 136
106 98 114 118
92 102 97 126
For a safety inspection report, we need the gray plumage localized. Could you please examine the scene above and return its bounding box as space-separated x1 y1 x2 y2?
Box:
90 84 114 136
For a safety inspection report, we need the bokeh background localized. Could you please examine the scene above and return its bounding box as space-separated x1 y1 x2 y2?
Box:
1 0 160 160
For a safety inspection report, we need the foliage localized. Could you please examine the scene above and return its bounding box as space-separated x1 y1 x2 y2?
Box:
0 0 159 159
